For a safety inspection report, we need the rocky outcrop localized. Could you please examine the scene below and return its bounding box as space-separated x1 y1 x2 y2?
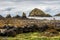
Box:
6 14 11 18
45 14 52 17
55 13 60 16
0 15 4 19
29 8 52 17
13 15 21 18
22 12 27 18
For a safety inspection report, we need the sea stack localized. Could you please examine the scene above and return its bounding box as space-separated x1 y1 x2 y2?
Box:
29 8 52 17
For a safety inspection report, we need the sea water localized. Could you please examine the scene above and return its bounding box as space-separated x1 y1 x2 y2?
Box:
28 16 60 20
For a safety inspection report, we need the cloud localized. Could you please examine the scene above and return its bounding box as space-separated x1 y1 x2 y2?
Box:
2 7 15 11
0 0 60 2
0 0 60 17
45 7 60 16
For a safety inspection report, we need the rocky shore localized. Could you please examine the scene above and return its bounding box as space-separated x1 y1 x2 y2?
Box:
0 8 60 37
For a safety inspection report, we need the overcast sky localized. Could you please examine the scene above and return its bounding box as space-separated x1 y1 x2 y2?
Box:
0 0 60 17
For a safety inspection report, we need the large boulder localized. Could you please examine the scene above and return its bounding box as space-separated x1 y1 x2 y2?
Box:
29 8 52 17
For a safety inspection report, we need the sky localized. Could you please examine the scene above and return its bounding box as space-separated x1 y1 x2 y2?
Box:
0 0 60 17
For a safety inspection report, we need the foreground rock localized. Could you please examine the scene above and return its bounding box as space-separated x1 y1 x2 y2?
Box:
0 24 49 37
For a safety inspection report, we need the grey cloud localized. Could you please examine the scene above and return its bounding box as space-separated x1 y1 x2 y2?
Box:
45 8 60 16
2 7 15 11
14 0 60 5
0 0 60 17
45 8 51 12
0 0 60 5
0 0 60 2
32 1 60 5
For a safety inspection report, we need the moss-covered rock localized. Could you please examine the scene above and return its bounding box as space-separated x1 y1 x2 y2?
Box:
29 8 52 17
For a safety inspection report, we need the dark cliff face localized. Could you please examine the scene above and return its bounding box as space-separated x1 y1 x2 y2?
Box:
55 13 60 16
29 8 52 17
